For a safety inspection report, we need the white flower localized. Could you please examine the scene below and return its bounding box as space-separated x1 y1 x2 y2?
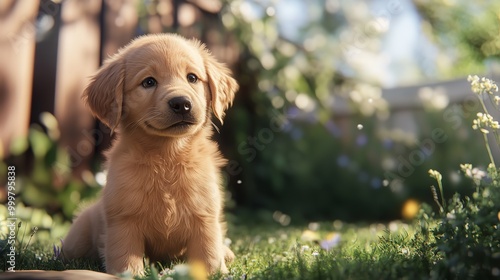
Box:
468 75 499 95
468 75 481 94
320 233 341 251
472 113 499 133
470 168 486 181
460 163 473 174
428 169 442 181
173 264 189 276
495 96 500 106
460 163 486 185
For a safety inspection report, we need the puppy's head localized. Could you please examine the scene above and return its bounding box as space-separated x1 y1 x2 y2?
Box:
83 34 238 137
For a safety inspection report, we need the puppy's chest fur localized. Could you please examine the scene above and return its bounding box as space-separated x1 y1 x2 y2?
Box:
102 137 223 252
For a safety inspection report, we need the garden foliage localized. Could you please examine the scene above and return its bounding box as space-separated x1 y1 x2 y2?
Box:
422 76 500 278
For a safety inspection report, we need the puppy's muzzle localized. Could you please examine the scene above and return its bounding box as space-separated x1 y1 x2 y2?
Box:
169 96 192 115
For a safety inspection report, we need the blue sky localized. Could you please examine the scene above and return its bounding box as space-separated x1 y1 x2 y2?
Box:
268 0 438 87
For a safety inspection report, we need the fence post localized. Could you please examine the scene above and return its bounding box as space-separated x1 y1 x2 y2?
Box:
54 0 102 178
0 0 39 157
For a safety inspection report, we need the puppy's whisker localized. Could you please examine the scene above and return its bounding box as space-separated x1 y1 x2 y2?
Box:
124 111 164 131
211 120 220 134
143 111 165 121
135 113 159 125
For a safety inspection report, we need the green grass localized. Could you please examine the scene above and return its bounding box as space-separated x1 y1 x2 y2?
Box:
225 221 430 280
0 219 439 279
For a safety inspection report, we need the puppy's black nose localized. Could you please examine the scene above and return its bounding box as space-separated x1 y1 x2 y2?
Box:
169 96 192 114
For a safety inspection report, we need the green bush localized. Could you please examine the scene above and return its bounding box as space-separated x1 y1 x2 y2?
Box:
219 1 495 222
223 95 487 222
378 76 500 279
426 76 500 278
1 113 100 235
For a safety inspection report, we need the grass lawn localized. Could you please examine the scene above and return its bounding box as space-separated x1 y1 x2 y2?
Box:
1 219 438 279
224 221 431 280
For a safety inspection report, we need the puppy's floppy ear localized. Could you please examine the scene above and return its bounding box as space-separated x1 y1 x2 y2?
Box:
200 46 239 124
82 55 124 134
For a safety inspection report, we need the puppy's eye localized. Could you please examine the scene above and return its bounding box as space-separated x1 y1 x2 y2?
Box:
187 73 198 83
141 77 157 88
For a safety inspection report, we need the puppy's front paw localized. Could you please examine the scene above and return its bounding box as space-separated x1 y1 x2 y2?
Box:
224 246 235 263
219 261 229 274
195 254 230 275
107 261 145 277
105 247 145 276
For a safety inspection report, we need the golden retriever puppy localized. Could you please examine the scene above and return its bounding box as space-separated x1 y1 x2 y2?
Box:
62 33 238 276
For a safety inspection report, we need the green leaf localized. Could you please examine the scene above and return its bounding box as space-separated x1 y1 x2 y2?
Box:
23 182 53 208
39 112 60 141
9 136 29 156
29 127 53 159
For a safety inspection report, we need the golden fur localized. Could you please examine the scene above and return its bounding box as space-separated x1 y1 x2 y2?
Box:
63 33 238 276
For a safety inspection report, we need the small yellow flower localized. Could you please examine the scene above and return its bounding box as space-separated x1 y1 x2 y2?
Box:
190 261 208 280
401 199 420 220
301 229 320 242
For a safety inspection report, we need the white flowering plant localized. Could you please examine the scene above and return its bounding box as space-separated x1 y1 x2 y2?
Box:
420 76 500 278
468 75 500 167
